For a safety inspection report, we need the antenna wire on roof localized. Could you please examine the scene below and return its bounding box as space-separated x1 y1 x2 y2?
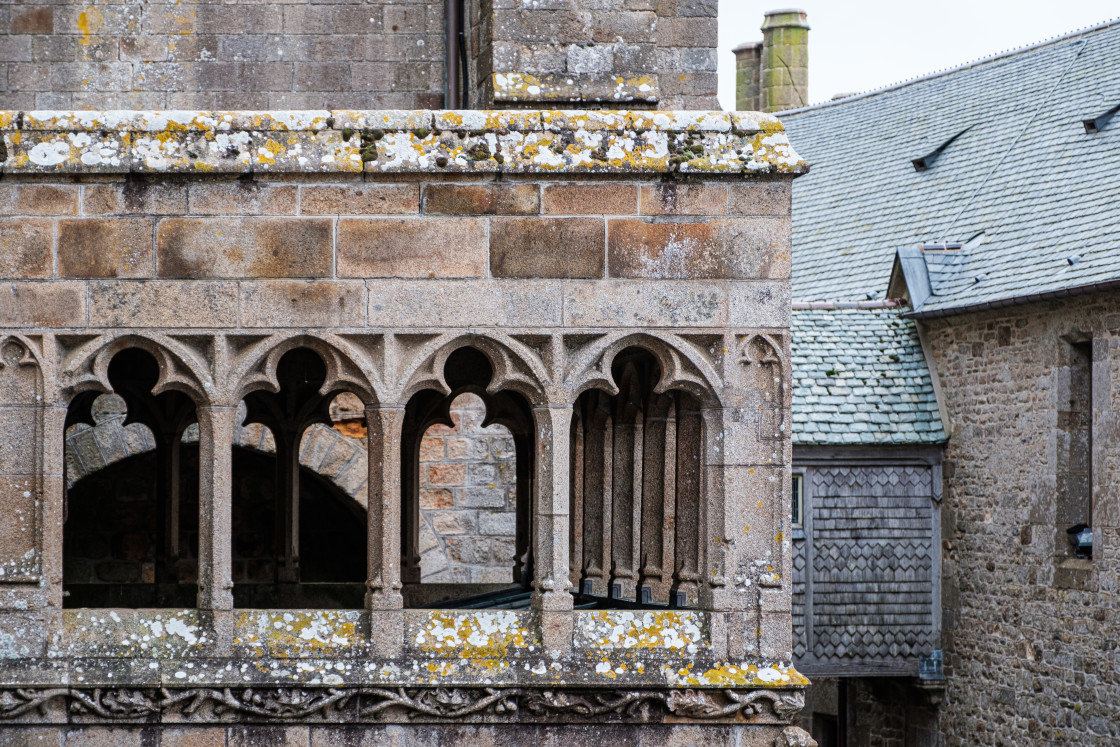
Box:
938 38 1090 241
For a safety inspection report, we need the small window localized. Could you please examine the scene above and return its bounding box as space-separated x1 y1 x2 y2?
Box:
792 474 804 529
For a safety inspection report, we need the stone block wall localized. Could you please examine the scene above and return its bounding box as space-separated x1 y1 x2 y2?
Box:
476 0 718 109
0 0 720 110
922 291 1120 745
1 0 447 110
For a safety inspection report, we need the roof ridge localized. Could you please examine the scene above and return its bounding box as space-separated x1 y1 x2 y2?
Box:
780 15 1120 115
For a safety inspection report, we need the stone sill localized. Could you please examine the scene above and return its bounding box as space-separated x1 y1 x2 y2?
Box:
0 109 807 177
14 608 809 690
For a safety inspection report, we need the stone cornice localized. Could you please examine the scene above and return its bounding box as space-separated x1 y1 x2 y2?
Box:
0 110 807 176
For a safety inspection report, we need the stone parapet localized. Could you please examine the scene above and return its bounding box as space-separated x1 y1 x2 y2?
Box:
0 109 807 176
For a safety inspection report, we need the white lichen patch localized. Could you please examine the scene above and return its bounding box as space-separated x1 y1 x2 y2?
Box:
55 610 208 659
253 130 361 173
331 109 434 131
409 610 537 660
575 611 710 653
661 661 809 688
234 611 362 659
0 109 807 175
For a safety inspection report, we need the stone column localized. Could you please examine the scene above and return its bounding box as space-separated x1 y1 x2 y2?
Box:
531 404 573 651
365 403 404 655
639 393 674 601
365 404 405 611
671 392 703 607
580 393 612 595
43 402 68 610
197 404 236 611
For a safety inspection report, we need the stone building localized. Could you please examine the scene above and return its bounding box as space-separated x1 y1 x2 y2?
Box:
765 15 1120 747
0 1 815 746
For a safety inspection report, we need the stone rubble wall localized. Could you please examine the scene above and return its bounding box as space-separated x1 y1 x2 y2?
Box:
417 394 517 584
923 292 1120 745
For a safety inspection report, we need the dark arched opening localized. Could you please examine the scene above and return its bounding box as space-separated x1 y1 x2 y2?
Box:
63 347 198 608
65 446 366 609
234 346 369 608
569 347 703 609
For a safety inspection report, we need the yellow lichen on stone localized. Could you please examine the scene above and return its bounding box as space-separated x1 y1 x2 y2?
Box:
411 611 537 659
234 611 361 659
671 662 809 688
576 610 709 652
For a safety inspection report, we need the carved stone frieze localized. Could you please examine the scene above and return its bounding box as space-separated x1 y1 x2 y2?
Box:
0 685 804 725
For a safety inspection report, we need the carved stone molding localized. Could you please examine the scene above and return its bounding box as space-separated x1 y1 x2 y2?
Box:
0 686 804 725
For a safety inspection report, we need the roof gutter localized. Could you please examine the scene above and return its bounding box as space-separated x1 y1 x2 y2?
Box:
906 277 1120 319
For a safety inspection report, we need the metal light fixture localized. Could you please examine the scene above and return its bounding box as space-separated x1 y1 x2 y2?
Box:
1067 523 1093 559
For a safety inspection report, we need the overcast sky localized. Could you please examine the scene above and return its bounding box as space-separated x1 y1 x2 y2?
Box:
718 1 1118 109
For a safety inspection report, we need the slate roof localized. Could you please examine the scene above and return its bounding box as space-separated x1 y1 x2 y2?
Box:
792 308 945 446
781 18 1120 311
783 19 1120 445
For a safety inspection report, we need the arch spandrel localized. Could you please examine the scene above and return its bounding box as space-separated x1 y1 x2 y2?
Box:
393 333 549 408
562 331 724 407
228 333 382 407
59 333 213 405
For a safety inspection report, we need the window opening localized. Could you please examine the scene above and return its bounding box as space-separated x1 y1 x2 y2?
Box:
793 474 804 529
234 347 368 608
569 347 703 610
402 347 534 609
1058 339 1093 560
63 348 198 608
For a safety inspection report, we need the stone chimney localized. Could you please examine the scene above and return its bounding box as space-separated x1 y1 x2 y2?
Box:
733 42 763 111
761 9 809 111
735 9 809 112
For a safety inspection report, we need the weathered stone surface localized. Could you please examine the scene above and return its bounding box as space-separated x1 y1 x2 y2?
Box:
301 185 419 215
728 182 791 216
0 185 79 216
640 184 728 215
58 218 154 278
0 219 53 279
83 182 188 216
187 183 299 216
541 183 639 215
157 218 333 278
491 217 604 278
88 280 238 327
607 218 790 280
0 282 85 326
338 218 487 278
367 279 563 327
564 280 728 328
240 281 366 328
422 184 540 216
